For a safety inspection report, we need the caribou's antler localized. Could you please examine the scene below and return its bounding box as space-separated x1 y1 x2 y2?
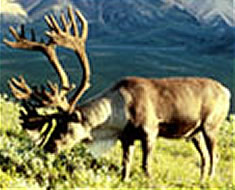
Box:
4 6 91 114
4 23 71 111
44 6 90 113
8 76 32 100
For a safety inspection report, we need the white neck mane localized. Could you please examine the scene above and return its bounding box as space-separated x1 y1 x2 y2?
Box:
79 89 130 157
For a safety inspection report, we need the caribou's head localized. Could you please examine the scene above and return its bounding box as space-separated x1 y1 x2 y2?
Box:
42 115 93 153
18 105 93 153
4 6 93 153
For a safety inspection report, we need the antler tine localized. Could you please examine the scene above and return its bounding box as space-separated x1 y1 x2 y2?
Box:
3 27 20 47
44 15 54 30
9 26 21 41
75 9 88 41
8 76 32 100
68 6 79 37
60 12 71 33
48 14 61 33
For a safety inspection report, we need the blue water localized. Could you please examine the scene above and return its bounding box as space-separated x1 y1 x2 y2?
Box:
0 0 234 112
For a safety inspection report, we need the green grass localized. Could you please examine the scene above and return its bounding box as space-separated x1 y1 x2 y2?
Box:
0 94 234 189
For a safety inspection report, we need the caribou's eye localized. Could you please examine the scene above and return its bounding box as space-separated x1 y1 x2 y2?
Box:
82 136 93 144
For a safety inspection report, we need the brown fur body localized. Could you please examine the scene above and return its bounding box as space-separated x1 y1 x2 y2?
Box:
102 76 231 180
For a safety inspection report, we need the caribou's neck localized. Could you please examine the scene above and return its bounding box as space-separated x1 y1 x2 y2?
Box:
80 89 129 130
78 89 130 157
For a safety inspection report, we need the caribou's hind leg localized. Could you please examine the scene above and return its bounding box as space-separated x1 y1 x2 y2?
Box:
191 133 207 181
201 108 228 179
202 127 217 179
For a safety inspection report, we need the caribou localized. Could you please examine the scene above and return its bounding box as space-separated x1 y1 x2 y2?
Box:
4 6 230 181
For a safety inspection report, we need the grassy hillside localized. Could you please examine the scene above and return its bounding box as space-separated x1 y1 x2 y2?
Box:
0 94 234 189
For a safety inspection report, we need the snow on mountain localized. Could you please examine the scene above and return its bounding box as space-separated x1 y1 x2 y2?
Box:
163 0 235 26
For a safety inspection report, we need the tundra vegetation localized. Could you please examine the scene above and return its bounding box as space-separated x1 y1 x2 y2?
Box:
0 94 234 189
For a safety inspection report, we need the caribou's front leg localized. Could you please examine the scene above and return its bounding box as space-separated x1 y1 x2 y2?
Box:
141 128 158 177
120 138 135 181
